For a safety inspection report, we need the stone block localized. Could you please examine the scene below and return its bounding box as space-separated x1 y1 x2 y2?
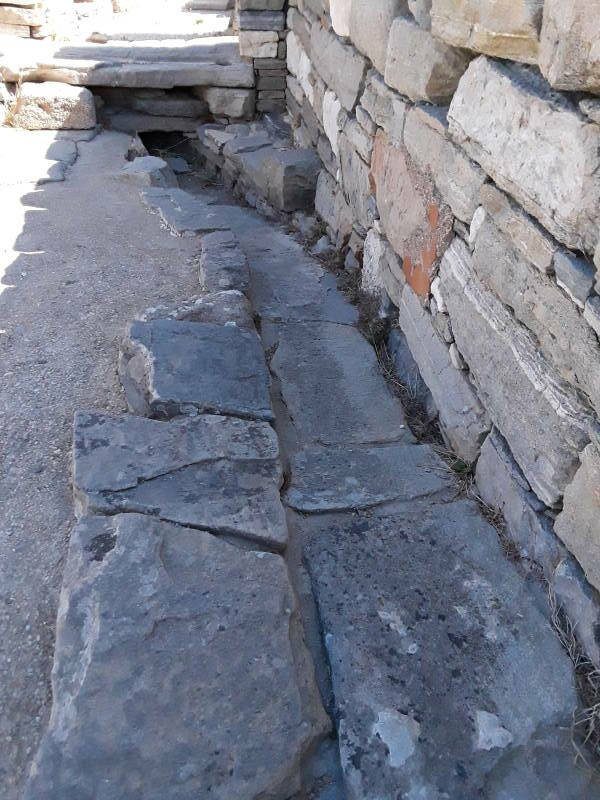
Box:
440 237 593 507
385 16 471 104
10 82 96 130
239 10 285 29
199 229 250 293
553 249 595 309
398 284 489 461
431 0 543 64
339 132 373 231
132 91 207 118
585 294 600 339
118 156 177 188
330 0 351 37
370 131 454 297
343 116 373 164
322 88 342 157
553 557 600 670
239 30 278 57
359 69 407 142
233 145 321 212
540 0 600 92
239 0 285 8
315 169 353 245
349 0 407 75
310 22 368 111
408 0 432 29
139 290 254 329
286 31 313 105
24 514 328 799
141 187 231 236
555 443 600 592
200 87 255 119
448 57 600 254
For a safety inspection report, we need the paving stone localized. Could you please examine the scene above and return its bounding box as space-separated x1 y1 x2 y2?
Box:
118 155 178 188
25 513 329 800
440 237 593 507
9 82 96 130
385 16 471 104
350 0 406 75
73 411 286 550
141 187 231 235
309 22 367 111
119 319 274 421
448 56 600 254
540 0 600 91
199 229 250 293
139 290 254 328
285 441 453 512
300 503 598 799
266 321 411 447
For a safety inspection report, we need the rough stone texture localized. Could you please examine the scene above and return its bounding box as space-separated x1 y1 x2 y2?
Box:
301 504 598 799
118 156 177 188
339 133 373 231
440 238 593 507
398 284 489 462
585 294 600 339
431 0 543 64
448 57 600 254
286 442 453 512
471 217 600 415
360 70 407 143
322 89 342 157
287 31 314 106
239 30 279 58
132 91 207 118
201 87 256 119
330 0 351 38
555 443 600 593
139 290 254 329
25 514 329 799
309 22 367 111
384 16 471 104
370 131 454 297
350 0 406 75
408 0 432 29
554 249 595 309
267 321 411 446
199 229 250 293
540 0 600 92
141 187 232 236
314 169 353 246
9 82 96 130
105 110 200 134
119 319 274 421
72 411 287 550
553 557 600 670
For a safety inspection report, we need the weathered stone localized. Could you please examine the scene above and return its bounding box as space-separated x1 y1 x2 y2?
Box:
141 187 231 236
555 443 600 592
553 249 595 309
266 320 411 446
431 0 543 64
119 319 273 421
239 10 285 29
584 294 600 339
553 557 600 670
330 0 351 37
479 183 557 273
349 0 406 75
342 116 373 164
301 503 597 799
132 91 207 118
200 87 255 119
322 89 342 157
309 22 367 111
165 155 190 174
361 228 389 302
387 327 435 414
199 229 250 293
339 132 373 231
355 104 376 135
9 82 96 130
385 16 471 104
315 169 353 246
286 31 313 105
404 104 486 223
370 131 454 297
25 514 328 799
286 442 453 512
540 0 600 92
106 110 199 133
118 155 177 188
359 70 407 142
139 290 254 328
579 97 600 125
448 57 600 254
399 284 489 461
72 411 286 550
239 30 279 58
440 238 593 506
408 0 432 29
471 216 600 415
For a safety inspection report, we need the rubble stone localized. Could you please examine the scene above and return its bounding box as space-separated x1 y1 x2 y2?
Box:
9 82 96 130
350 0 407 75
540 0 600 92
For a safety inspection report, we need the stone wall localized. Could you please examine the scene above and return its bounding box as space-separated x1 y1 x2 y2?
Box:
236 0 287 113
282 0 600 665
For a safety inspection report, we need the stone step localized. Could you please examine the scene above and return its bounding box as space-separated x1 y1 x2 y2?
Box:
140 186 233 235
73 411 287 550
24 513 329 799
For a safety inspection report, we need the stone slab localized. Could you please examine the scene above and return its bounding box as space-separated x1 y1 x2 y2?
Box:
119 319 274 422
350 0 407 75
141 187 231 236
25 513 329 799
118 155 178 188
540 0 600 91
267 321 411 446
300 503 597 799
106 110 200 133
199 229 250 293
285 441 453 512
309 22 367 111
139 290 254 329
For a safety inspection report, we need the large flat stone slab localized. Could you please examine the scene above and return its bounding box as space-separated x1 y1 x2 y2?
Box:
73 411 286 550
267 321 411 447
141 187 232 236
199 229 250 293
25 514 329 799
300 503 599 799
119 319 274 422
285 442 454 512
139 289 254 328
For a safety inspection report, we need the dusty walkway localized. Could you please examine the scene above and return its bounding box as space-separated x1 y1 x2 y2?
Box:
0 129 199 797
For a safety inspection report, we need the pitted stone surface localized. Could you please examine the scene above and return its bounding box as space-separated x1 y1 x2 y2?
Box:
138 290 254 328
24 514 329 800
73 412 286 549
199 229 250 293
141 187 232 236
285 442 453 512
301 504 599 799
119 319 273 421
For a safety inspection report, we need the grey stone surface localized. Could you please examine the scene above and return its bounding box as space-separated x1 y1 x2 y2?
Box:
131 92 207 118
201 87 256 119
239 10 285 29
387 327 435 415
315 169 353 246
267 321 411 447
539 0 600 91
199 229 250 293
553 557 600 670
350 0 407 74
119 319 274 421
309 22 367 111
25 514 329 799
448 56 600 254
139 290 254 328
553 249 595 309
584 294 600 339
141 187 232 236
106 110 200 133
301 503 598 799
440 237 592 507
338 133 373 231
408 0 432 29
360 70 407 143
398 284 490 462
73 411 287 550
118 155 178 188
285 441 453 512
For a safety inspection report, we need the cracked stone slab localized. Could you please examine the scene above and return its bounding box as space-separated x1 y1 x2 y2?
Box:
199 229 250 293
119 319 274 422
299 503 599 799
266 321 412 446
73 411 286 550
285 442 454 512
141 186 232 236
138 289 254 328
25 514 329 800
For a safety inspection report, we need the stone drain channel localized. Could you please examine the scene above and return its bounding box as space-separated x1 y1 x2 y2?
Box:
24 155 599 797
